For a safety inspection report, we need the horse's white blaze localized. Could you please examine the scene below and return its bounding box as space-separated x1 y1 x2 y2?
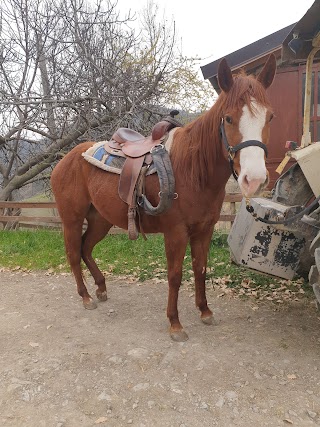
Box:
238 102 268 197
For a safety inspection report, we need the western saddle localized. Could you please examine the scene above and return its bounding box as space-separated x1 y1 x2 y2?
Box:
105 111 182 240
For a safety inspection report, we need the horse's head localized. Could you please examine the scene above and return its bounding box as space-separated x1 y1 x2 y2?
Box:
217 55 276 197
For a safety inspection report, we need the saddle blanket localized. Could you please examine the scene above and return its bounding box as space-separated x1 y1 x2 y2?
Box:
81 128 176 175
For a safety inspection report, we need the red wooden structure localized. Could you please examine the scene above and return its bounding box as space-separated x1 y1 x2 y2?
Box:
201 1 320 188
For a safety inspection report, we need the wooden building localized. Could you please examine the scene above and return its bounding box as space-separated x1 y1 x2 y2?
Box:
201 0 320 188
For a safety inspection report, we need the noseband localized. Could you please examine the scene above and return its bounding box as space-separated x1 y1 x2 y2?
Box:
220 119 268 181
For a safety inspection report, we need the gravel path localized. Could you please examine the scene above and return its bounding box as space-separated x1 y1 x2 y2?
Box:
1 270 320 427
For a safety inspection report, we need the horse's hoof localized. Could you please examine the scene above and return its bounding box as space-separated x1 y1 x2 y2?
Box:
83 298 97 310
201 315 213 325
170 329 189 342
96 290 108 302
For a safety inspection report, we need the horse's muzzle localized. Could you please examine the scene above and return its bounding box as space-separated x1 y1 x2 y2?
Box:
239 173 269 198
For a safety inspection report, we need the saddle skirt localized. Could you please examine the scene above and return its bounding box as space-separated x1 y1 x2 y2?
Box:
81 128 176 176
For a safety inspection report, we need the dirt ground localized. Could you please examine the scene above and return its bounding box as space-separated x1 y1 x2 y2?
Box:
1 270 320 427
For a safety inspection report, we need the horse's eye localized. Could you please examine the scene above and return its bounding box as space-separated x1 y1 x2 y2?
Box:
225 116 232 124
269 113 274 122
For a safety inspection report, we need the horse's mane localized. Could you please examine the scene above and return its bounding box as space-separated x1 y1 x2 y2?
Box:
170 72 272 189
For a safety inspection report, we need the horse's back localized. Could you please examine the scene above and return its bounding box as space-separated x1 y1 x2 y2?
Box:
51 142 96 219
51 141 130 228
52 141 93 178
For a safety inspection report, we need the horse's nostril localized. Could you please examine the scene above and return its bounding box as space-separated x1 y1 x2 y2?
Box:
243 175 250 186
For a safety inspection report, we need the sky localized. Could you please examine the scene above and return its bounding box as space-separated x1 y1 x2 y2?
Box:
116 0 315 67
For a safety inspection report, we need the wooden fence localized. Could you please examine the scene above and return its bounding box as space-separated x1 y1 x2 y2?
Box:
0 194 243 231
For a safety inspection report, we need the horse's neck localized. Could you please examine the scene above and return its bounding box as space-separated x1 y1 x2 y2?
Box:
171 123 230 194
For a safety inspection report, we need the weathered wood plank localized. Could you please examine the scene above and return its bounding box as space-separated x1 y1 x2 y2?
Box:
0 215 61 223
0 202 56 208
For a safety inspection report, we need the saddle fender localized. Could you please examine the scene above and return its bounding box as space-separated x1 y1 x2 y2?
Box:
140 144 176 216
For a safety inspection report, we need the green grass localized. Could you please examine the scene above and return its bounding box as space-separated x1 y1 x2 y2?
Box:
0 230 65 270
0 230 310 298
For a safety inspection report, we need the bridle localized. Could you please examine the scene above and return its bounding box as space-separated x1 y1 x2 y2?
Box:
220 118 268 181
220 119 320 225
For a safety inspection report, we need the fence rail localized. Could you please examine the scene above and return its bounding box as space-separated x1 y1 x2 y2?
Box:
0 194 243 230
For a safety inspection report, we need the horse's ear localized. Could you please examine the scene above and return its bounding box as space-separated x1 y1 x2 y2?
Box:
217 58 234 92
257 54 277 89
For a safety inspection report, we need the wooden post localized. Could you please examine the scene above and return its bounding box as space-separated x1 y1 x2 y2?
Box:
230 200 236 227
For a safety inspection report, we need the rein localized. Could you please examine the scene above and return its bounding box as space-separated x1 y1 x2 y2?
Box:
220 119 268 181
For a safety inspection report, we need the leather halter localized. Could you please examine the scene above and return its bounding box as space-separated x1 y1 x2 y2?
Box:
220 119 268 181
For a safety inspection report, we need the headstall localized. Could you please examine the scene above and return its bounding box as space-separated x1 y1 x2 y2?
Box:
220 118 268 181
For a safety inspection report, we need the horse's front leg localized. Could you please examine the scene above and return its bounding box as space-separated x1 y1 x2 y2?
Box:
164 230 189 342
190 224 215 324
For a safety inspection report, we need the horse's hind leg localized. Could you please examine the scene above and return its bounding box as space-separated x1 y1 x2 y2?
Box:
81 205 112 302
63 221 97 309
190 224 214 324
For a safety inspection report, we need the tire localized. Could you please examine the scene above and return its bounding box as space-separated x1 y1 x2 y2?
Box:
272 163 320 303
272 163 314 206
309 236 320 310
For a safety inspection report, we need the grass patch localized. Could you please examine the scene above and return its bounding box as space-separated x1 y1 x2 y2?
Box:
0 230 66 270
0 230 310 300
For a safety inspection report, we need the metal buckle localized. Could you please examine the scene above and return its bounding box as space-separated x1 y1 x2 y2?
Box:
150 144 164 153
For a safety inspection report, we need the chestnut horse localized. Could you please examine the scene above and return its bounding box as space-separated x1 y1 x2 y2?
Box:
51 55 276 341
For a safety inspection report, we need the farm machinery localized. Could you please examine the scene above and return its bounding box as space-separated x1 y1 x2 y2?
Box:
228 19 320 306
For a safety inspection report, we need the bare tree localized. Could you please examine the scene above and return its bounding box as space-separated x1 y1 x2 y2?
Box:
0 0 213 201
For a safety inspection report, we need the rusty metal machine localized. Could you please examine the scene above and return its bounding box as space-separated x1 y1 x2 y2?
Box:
228 10 320 306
